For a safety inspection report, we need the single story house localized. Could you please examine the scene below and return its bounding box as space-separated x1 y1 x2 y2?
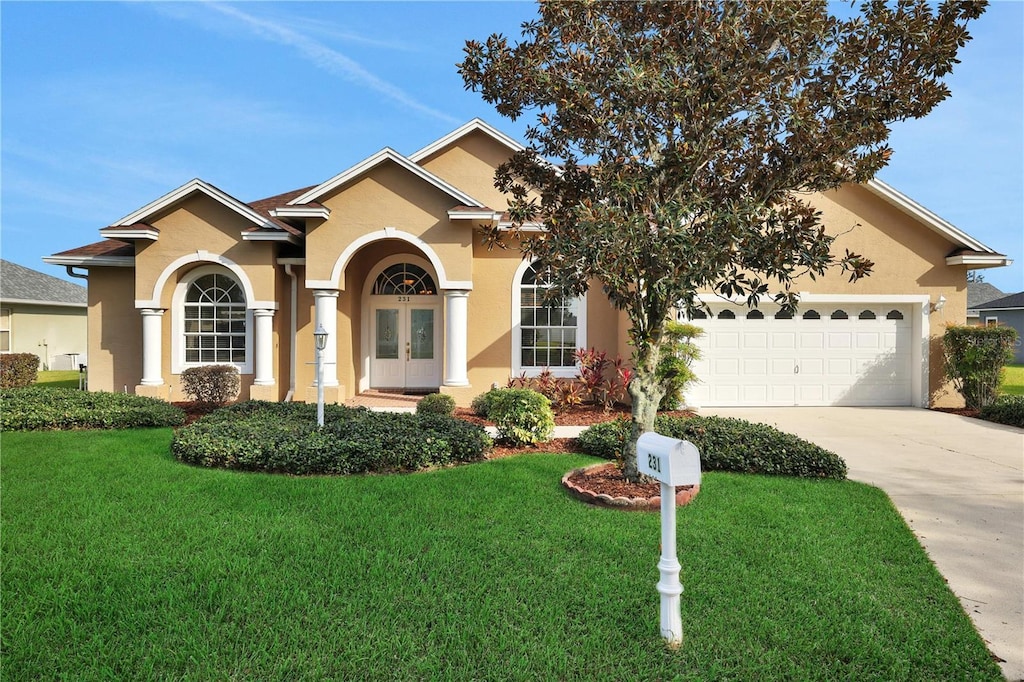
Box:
45 119 1010 407
966 280 1005 325
0 259 88 370
972 292 1024 363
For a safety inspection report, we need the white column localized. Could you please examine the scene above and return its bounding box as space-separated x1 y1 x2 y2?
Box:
253 309 275 386
443 289 469 387
313 289 339 387
140 308 165 386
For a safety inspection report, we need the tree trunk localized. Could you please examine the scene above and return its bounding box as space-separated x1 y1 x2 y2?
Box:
623 368 665 483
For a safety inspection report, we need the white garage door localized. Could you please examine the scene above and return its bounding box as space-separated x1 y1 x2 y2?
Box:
688 304 913 407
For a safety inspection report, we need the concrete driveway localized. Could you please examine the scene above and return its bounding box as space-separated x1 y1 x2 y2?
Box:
703 407 1024 681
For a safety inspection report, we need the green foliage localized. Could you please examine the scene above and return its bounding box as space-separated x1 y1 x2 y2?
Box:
471 388 500 418
943 325 1018 409
979 395 1024 429
487 388 555 445
657 321 703 410
415 392 456 416
172 401 491 474
578 415 847 480
0 353 39 388
180 364 240 405
460 2 983 480
1 386 184 431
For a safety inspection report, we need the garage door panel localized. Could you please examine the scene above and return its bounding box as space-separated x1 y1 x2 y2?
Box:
690 304 913 407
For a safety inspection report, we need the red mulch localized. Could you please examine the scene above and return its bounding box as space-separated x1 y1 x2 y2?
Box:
565 461 664 499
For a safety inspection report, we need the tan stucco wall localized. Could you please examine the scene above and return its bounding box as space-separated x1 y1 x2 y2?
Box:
87 268 141 393
2 303 87 370
416 129 515 210
137 194 279 307
305 162 474 287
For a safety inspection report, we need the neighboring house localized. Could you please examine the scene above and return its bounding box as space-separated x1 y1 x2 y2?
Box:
45 119 1010 408
966 280 1005 325
0 259 88 370
973 292 1024 363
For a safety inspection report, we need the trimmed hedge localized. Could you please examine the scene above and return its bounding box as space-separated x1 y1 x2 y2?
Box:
1 387 185 431
172 401 492 475
0 353 39 388
416 393 456 416
979 395 1024 429
180 364 240 405
943 325 1018 409
578 415 848 480
488 388 555 445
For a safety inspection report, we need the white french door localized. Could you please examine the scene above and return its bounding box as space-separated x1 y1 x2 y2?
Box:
370 297 441 389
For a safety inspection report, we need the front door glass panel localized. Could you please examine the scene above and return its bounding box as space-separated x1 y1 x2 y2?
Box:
376 309 399 359
410 308 434 360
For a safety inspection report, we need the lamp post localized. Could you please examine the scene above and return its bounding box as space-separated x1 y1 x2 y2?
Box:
314 324 328 428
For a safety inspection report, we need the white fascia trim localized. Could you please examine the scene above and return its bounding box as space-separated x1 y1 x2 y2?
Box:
0 298 86 308
945 254 1013 267
42 255 134 268
448 209 501 221
409 118 525 162
240 231 299 244
115 178 280 231
270 206 330 220
99 227 159 240
289 148 485 208
865 178 996 254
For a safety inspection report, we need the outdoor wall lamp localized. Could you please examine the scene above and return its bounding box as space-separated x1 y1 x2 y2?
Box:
931 295 947 313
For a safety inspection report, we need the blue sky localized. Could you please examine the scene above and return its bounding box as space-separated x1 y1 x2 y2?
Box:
2 1 1022 292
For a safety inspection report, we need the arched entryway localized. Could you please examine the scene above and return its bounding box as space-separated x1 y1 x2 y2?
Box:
363 255 442 390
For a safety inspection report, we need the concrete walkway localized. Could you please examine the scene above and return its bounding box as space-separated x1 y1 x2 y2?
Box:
703 407 1024 681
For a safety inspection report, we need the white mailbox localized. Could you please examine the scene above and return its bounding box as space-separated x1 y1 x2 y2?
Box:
637 432 701 487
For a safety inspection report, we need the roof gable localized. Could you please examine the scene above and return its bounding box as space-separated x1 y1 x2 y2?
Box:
113 178 286 233
967 281 1006 309
408 118 525 163
1 260 87 306
975 291 1024 310
288 148 484 208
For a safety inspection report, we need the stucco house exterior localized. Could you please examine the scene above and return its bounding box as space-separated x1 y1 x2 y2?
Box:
972 292 1024 363
0 260 87 370
45 119 1010 407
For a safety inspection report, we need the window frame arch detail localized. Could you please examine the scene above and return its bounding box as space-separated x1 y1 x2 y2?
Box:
511 260 587 378
172 266 254 375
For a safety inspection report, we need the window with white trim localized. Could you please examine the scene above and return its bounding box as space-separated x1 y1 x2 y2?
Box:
513 262 586 375
183 273 247 363
985 316 999 327
0 308 10 352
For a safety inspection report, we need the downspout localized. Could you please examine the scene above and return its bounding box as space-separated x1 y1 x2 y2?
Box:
284 264 298 401
65 266 88 281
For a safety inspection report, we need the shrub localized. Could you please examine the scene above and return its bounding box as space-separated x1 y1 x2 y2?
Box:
416 392 456 416
943 325 1018 410
658 322 703 410
171 401 492 474
979 395 1024 429
488 388 555 445
0 353 39 388
1 386 185 431
471 389 501 418
180 364 240 405
578 415 847 480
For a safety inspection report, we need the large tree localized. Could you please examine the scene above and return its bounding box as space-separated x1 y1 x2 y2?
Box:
459 0 985 481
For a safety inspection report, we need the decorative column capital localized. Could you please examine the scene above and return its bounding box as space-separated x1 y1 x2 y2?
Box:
140 308 166 317
313 289 340 300
253 308 276 319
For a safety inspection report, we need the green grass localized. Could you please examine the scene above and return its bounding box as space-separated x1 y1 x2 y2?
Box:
1 430 1001 680
33 369 82 389
1001 363 1024 396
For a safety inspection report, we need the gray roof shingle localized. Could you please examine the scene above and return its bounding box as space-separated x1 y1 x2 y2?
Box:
967 281 1005 309
975 291 1024 310
0 260 87 306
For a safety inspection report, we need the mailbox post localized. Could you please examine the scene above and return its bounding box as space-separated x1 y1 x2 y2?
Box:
637 432 701 647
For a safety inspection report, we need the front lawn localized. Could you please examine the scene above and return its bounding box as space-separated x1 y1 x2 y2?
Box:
1 430 1001 680
1001 363 1024 396
33 369 81 389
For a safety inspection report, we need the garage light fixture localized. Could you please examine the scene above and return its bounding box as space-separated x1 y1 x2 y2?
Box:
930 295 947 313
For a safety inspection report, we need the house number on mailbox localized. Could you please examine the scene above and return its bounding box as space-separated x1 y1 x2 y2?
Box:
647 453 662 474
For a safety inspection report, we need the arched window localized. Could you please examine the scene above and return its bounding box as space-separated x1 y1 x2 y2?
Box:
747 310 764 320
858 310 877 320
718 309 736 319
372 263 436 295
803 310 821 320
831 309 849 320
514 262 585 374
886 310 904 320
183 273 246 363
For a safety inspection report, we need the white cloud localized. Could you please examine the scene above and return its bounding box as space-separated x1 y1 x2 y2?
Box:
195 2 458 125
